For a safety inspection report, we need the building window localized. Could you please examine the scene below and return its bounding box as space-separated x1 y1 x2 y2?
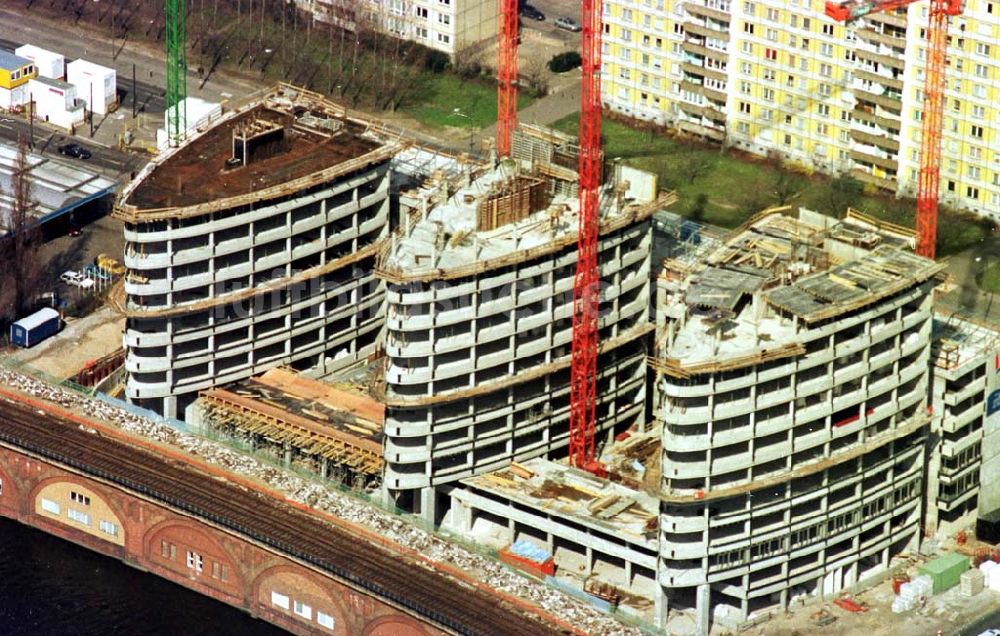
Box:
99 520 118 536
271 591 290 610
438 14 450 25
415 7 428 18
317 611 335 630
293 600 313 620
186 550 204 573
67 509 91 526
40 498 60 515
743 22 754 34
70 492 91 506
972 125 984 139
764 48 777 60
967 186 980 199
437 33 450 44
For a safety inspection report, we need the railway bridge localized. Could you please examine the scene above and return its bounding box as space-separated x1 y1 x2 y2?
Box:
0 391 574 636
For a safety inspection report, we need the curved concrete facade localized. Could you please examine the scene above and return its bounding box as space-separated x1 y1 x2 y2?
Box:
121 164 389 418
652 210 942 633
116 85 394 420
658 284 934 623
381 219 652 511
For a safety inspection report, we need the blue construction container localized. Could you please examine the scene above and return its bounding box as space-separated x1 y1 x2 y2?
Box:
10 308 61 348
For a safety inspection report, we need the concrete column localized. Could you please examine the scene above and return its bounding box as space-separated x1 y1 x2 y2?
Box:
419 486 436 526
320 457 328 480
695 583 711 636
283 442 292 468
450 495 472 534
653 583 669 629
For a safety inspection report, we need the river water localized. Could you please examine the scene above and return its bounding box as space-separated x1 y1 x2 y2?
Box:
0 516 283 635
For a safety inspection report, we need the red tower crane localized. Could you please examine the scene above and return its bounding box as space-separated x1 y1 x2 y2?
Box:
569 0 605 475
496 0 519 157
825 0 962 260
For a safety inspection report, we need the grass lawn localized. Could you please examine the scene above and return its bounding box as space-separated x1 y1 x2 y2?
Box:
402 75 534 129
979 263 1000 294
551 113 992 257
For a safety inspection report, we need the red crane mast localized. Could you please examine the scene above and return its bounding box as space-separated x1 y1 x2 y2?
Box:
497 0 519 157
825 0 962 259
569 0 605 474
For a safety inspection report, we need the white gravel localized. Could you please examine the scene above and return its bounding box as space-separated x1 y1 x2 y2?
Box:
0 369 645 636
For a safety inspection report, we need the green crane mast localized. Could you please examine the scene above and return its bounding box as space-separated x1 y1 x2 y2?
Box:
165 0 187 146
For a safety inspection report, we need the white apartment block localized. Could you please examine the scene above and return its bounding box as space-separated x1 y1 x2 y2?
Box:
603 0 1000 221
306 0 498 58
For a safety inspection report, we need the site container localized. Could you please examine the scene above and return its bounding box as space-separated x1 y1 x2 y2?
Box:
15 44 64 80
498 540 555 578
66 59 116 116
918 553 970 594
10 307 60 348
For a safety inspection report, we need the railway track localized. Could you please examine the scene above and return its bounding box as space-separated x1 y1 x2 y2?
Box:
0 399 570 636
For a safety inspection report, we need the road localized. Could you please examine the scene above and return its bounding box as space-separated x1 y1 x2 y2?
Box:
0 112 144 181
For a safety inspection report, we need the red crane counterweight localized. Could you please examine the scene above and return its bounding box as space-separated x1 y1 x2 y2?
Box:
497 0 519 157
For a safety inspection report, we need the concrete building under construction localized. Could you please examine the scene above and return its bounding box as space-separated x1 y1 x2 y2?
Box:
375 149 671 518
651 210 945 632
114 86 396 418
126 90 1000 635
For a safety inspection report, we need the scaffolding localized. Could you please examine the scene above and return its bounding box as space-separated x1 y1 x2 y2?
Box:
196 368 384 485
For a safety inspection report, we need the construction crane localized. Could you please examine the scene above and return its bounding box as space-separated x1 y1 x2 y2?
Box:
569 0 605 476
165 0 187 147
825 0 962 260
496 0 518 157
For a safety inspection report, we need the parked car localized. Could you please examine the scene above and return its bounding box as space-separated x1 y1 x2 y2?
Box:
519 4 545 20
57 143 92 160
60 270 95 289
554 16 582 32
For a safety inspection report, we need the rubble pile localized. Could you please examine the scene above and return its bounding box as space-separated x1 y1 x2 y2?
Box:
0 369 643 636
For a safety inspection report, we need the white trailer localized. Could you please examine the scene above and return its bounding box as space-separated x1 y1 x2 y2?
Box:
28 77 84 130
15 44 65 80
66 59 116 116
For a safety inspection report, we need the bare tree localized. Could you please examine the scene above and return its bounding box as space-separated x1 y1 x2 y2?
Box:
0 137 43 321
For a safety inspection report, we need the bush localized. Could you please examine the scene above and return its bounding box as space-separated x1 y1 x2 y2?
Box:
424 50 451 73
548 51 582 73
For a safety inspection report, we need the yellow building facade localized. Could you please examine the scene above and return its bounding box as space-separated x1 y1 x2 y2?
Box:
0 51 38 110
602 0 1000 219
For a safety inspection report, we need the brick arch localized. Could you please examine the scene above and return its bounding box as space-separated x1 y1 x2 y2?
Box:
143 518 245 599
0 461 18 515
30 475 127 546
252 564 350 635
363 615 433 636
